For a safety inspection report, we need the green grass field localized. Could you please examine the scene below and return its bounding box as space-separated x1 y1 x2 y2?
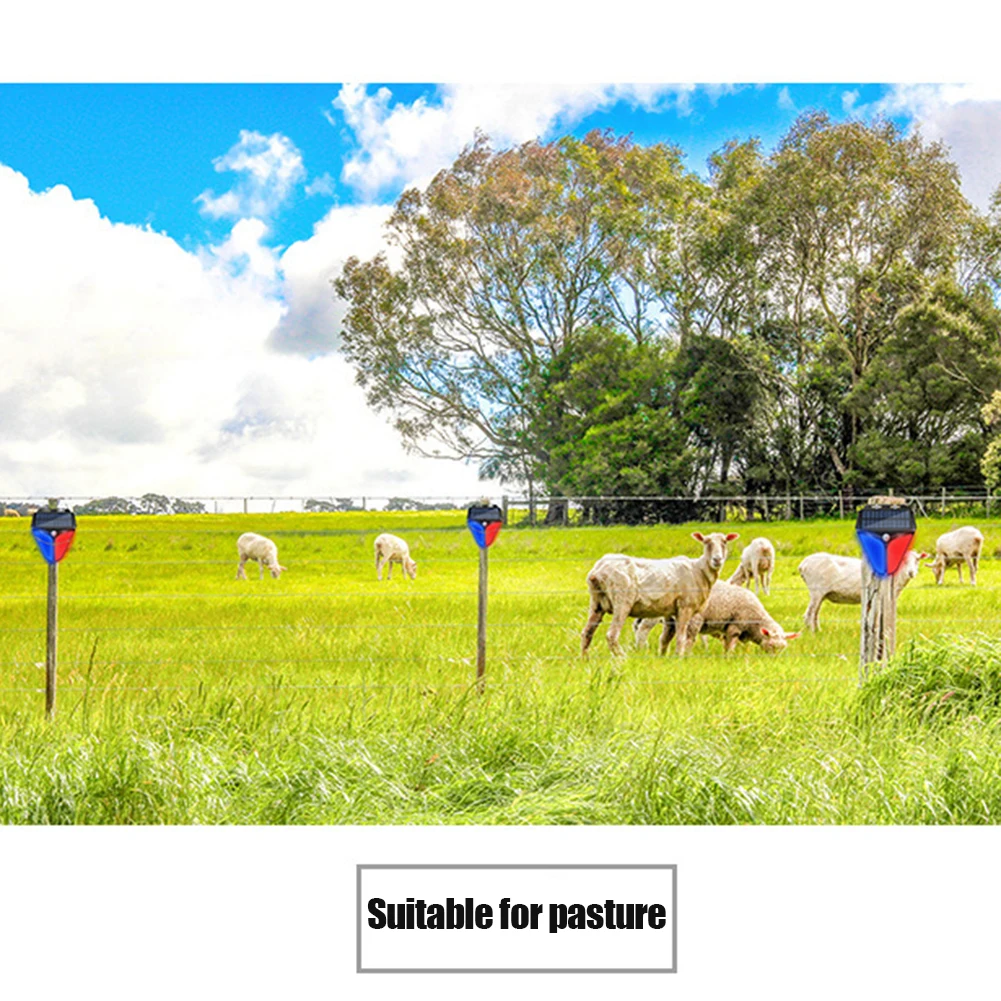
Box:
2 510 1001 824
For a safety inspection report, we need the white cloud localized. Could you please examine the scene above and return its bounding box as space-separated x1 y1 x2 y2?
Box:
270 203 392 357
304 173 336 197
203 217 280 288
777 86 795 111
196 129 306 220
330 82 691 196
0 163 486 499
869 84 1001 211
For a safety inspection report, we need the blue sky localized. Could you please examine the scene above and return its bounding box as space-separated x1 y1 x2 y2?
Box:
0 84 904 252
0 82 998 500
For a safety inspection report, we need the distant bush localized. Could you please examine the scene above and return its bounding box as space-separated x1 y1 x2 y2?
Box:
383 497 456 512
73 494 206 515
305 498 363 512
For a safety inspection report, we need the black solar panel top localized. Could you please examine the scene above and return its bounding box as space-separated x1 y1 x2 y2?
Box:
855 504 916 535
467 504 503 523
31 509 77 532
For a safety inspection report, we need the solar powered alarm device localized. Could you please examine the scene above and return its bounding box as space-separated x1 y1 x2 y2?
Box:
31 509 77 564
467 504 503 549
855 501 916 578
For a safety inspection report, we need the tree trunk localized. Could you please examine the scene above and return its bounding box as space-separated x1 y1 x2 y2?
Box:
544 497 568 525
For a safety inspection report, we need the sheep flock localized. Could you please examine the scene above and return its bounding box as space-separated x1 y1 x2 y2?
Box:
224 516 979 662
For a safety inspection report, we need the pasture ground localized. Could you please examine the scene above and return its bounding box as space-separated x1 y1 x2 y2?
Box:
1 511 1000 824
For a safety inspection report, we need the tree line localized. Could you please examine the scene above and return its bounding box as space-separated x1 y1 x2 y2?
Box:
333 113 1001 504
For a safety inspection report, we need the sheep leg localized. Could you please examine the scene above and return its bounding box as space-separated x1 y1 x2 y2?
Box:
633 617 657 650
605 606 631 657
956 561 963 584
236 558 247 580
376 553 383 581
804 594 823 632
657 618 678 656
967 556 977 586
724 628 741 653
763 571 771 596
581 605 604 657
752 569 760 595
674 607 694 656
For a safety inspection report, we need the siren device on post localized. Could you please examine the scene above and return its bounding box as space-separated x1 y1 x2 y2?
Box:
467 504 504 691
855 502 916 578
30 508 77 718
31 509 77 564
467 504 503 549
856 498 917 683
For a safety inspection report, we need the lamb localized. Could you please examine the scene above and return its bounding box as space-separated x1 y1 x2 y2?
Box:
798 549 927 631
3 508 19 517
374 533 417 581
236 532 287 580
926 526 984 586
727 536 775 595
581 530 739 657
634 581 801 654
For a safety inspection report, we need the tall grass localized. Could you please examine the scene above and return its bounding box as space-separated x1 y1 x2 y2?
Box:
1 512 1000 823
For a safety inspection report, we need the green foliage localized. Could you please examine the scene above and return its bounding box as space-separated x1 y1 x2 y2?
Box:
333 117 1001 498
847 280 1001 489
980 389 1001 492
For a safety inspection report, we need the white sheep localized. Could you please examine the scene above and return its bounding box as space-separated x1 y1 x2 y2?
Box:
798 549 927 631
727 536 775 595
3 508 20 517
374 533 417 581
581 530 739 657
236 532 287 580
635 581 801 654
926 526 984 585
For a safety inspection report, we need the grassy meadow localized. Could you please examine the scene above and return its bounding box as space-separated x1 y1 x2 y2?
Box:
2 510 1001 824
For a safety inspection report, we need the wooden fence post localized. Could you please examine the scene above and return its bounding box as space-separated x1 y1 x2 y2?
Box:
46 561 58 719
477 544 488 693
859 560 897 684
858 496 915 684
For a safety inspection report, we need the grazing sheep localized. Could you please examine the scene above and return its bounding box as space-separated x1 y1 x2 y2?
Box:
927 526 984 585
3 508 20 517
581 530 739 658
236 532 287 580
727 536 776 595
374 533 417 581
635 581 801 654
798 549 927 631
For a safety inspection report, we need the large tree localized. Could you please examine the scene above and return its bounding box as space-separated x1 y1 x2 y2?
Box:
752 112 971 489
333 118 999 502
333 130 695 494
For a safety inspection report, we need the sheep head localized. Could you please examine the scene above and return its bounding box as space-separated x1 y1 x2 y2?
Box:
691 531 739 573
760 626 801 654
